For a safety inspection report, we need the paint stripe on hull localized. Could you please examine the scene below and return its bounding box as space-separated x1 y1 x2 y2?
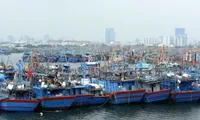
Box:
0 99 39 112
90 96 109 105
171 91 200 102
143 90 170 103
40 96 75 109
72 94 94 107
110 89 146 104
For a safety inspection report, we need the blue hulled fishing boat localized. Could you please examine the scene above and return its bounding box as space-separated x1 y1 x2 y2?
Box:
46 56 57 62
22 51 31 62
0 60 39 112
57 56 67 62
33 74 75 110
80 62 109 105
140 77 170 103
81 79 109 105
0 85 39 112
70 85 94 107
4 66 15 81
33 86 75 110
161 71 200 102
101 70 146 105
136 61 170 103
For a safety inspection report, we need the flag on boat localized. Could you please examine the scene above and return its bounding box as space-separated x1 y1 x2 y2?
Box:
28 68 33 77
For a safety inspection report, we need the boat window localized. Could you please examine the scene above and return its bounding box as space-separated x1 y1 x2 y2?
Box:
12 91 30 99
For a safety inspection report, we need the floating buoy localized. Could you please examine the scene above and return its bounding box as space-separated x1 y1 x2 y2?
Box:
40 112 43 116
55 110 59 112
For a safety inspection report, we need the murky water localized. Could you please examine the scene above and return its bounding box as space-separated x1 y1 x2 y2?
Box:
0 103 200 120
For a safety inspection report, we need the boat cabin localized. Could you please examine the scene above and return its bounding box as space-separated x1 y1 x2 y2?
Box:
70 85 89 95
85 87 103 96
100 70 139 93
161 76 199 92
0 82 32 100
33 86 71 99
81 62 100 79
4 67 15 80
139 76 161 92
136 61 152 75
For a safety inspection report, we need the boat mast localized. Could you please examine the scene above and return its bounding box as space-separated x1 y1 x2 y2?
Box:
16 60 23 83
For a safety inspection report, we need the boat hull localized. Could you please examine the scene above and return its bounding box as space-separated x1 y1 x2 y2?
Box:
57 58 67 62
143 89 170 103
90 96 109 105
170 91 200 102
110 89 146 104
0 99 39 112
72 94 93 107
40 96 75 110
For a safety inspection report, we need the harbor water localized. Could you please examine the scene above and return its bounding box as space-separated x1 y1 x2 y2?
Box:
1 103 200 120
1 53 200 120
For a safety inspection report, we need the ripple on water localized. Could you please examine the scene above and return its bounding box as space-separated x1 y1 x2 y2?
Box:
0 103 200 120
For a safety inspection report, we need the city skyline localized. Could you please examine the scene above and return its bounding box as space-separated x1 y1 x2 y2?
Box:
0 0 200 43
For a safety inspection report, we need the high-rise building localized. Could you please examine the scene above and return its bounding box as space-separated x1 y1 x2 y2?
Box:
170 36 174 45
175 28 187 46
175 28 185 36
159 36 164 44
105 28 115 44
181 34 187 46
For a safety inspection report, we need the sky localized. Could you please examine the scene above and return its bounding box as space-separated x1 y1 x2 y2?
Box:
0 0 200 43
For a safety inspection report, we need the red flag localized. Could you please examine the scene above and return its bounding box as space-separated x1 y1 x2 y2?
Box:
28 69 33 78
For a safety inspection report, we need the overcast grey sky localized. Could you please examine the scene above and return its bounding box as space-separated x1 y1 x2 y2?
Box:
0 0 199 42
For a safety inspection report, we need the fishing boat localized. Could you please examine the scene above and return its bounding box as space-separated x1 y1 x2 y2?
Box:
4 65 15 81
22 51 31 62
68 56 78 63
0 61 15 82
136 61 170 103
46 56 57 62
81 79 109 105
79 62 109 105
69 77 94 107
70 85 94 107
140 76 170 103
101 60 146 105
57 50 68 62
101 70 146 105
33 75 75 110
161 71 200 102
57 56 67 62
70 62 104 107
81 55 89 62
0 60 39 112
89 90 109 105
0 83 39 112
31 61 75 110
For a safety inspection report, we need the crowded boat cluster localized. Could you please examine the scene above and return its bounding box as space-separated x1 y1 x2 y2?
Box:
22 45 106 63
0 45 200 112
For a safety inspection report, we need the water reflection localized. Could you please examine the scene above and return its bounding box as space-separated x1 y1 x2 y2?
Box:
0 103 200 120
